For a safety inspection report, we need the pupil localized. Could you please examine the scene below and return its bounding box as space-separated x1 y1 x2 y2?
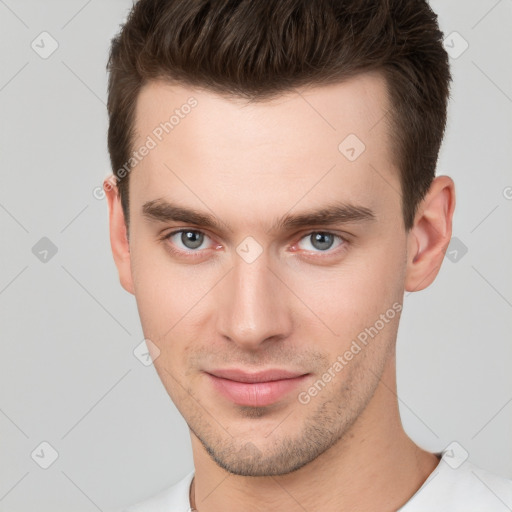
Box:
182 231 203 249
311 232 333 251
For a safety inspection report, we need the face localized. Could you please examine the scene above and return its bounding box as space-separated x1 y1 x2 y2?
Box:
117 73 413 476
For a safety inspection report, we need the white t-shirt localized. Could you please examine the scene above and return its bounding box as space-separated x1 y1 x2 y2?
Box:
123 449 512 511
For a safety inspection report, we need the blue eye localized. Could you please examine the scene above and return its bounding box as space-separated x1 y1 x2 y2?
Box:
297 232 344 252
162 229 347 260
167 230 211 251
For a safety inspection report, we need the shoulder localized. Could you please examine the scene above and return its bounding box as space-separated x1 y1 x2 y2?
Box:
122 471 194 512
401 449 512 512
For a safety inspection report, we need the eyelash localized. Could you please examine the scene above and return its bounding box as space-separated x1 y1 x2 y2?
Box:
161 229 349 260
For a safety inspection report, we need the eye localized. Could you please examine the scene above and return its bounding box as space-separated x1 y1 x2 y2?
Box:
165 229 213 252
296 232 345 253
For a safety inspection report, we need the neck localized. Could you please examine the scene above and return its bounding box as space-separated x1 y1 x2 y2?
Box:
190 358 440 512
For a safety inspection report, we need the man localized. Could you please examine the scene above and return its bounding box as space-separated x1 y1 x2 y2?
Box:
104 0 512 510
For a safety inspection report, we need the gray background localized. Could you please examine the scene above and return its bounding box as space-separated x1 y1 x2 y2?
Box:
0 1 511 511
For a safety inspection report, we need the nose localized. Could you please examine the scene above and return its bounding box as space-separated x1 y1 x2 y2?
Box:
216 253 293 351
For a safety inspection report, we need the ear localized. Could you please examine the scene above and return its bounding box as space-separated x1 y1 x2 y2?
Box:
405 175 456 292
104 177 135 295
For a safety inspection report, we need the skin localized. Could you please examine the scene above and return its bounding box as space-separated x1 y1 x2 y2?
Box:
105 71 455 512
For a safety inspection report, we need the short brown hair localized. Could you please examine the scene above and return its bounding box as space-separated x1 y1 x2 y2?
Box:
106 0 451 230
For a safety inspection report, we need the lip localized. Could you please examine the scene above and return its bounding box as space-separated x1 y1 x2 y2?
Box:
205 369 309 407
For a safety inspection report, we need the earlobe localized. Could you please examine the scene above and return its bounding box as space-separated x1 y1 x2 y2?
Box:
104 177 135 295
405 176 456 292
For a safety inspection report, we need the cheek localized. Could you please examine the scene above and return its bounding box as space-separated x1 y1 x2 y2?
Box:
287 238 406 342
129 240 229 376
129 240 203 340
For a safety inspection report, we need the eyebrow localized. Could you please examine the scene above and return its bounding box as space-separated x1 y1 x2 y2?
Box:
142 199 376 234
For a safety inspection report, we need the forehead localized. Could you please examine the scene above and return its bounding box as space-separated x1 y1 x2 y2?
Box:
133 71 391 151
129 72 399 229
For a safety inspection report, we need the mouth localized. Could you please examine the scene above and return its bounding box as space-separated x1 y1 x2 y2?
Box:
205 368 310 407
